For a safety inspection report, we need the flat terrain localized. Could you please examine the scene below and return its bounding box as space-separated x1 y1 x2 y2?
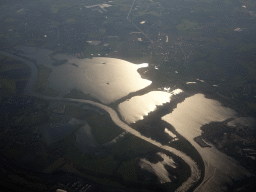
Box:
0 0 256 191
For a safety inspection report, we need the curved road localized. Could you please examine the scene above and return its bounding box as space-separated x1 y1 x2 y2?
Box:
0 51 201 192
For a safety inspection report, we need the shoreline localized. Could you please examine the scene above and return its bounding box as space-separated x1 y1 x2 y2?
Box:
0 50 202 191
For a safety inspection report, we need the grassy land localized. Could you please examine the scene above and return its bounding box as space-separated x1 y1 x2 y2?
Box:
7 174 48 191
0 96 193 191
0 54 31 94
33 65 59 97
0 62 28 71
62 133 123 187
63 89 101 103
61 105 181 190
85 113 124 145
42 157 67 173
3 144 27 159
62 132 163 190
64 104 92 119
52 59 67 66
0 78 16 93
109 134 158 158
116 159 138 182
66 145 118 175
137 10 160 17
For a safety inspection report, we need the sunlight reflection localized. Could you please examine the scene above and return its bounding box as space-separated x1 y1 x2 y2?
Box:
137 63 149 68
118 89 183 124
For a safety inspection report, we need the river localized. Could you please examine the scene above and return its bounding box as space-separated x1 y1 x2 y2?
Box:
0 50 201 192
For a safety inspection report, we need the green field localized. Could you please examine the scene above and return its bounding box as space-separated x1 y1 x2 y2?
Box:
33 65 59 96
86 113 124 144
0 54 31 94
63 89 101 103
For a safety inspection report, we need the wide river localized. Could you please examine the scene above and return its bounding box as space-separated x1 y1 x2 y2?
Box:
0 50 201 191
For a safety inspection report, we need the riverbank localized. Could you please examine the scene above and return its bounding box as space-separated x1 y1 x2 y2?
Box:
0 51 202 191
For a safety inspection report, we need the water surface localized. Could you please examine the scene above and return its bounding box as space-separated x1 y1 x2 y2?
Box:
18 46 152 104
139 152 178 183
162 94 251 192
118 89 183 124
